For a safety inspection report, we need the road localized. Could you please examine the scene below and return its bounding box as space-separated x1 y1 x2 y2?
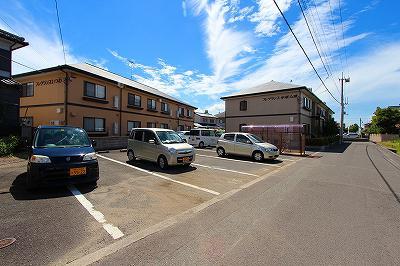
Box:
87 142 400 265
1 142 400 265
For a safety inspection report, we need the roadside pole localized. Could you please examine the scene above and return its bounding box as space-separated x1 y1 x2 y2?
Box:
339 73 350 144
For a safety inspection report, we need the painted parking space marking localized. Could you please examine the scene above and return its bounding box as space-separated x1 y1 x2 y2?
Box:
196 154 282 167
191 163 259 177
97 154 220 196
68 185 124 240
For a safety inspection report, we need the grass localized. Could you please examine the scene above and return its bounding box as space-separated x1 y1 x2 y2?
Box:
380 138 400 154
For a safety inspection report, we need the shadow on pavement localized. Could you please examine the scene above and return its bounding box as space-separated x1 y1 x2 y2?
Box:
306 142 351 154
126 160 197 174
223 154 284 165
10 172 96 201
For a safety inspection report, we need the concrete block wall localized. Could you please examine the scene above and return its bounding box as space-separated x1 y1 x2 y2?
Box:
369 134 399 143
91 136 128 151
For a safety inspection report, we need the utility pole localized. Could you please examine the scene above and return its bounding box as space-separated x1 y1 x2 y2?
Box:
339 72 350 144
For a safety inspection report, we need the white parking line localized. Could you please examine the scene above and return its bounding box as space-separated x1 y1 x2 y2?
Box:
97 154 220 196
191 163 259 177
196 154 282 167
68 185 124 240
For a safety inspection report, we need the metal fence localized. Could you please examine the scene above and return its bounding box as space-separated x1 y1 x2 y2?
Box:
242 124 306 155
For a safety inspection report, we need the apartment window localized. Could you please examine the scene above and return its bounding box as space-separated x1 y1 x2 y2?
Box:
128 93 141 107
84 81 106 99
210 119 215 124
160 123 169 129
147 122 156 128
303 97 311 110
187 109 192 117
239 123 247 132
147 99 157 110
128 121 141 132
179 107 185 117
239 100 247 111
161 102 169 113
83 117 105 132
21 82 34 97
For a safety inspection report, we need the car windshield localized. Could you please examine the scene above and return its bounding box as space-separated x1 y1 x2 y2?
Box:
247 134 264 143
34 128 91 148
156 131 185 144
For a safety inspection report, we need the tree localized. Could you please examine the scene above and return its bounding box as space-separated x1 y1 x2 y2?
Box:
349 123 359 133
369 107 400 134
324 117 339 136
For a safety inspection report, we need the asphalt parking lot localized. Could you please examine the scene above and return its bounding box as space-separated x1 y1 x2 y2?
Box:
0 147 304 265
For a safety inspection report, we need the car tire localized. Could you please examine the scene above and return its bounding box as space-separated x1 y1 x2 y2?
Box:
252 151 264 162
198 142 205 149
216 147 225 157
157 155 168 170
127 150 135 162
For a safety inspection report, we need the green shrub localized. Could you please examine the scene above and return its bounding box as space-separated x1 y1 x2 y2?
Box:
307 135 339 146
0 135 20 157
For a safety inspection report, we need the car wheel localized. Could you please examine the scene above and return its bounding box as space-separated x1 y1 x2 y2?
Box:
157 155 168 170
127 150 135 162
198 141 205 149
217 147 225 157
252 151 264 162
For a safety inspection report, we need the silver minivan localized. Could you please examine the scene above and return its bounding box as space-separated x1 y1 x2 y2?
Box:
216 132 279 161
127 128 195 169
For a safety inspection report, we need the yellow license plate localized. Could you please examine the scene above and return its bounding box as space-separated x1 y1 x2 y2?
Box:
69 167 86 176
182 157 190 163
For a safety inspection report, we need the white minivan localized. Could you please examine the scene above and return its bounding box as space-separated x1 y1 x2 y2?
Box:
187 129 221 148
127 128 195 169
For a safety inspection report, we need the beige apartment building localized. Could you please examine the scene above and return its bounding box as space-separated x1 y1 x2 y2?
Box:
221 81 333 137
14 63 195 136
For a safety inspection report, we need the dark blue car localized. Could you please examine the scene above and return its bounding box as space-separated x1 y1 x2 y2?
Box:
27 126 99 189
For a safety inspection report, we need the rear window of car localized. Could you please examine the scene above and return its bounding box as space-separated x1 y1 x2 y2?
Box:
190 130 200 136
223 134 235 141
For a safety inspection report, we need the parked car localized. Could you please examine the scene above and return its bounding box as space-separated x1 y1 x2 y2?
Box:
343 133 359 140
216 132 279 161
127 128 195 169
27 126 99 189
188 128 220 148
177 131 190 143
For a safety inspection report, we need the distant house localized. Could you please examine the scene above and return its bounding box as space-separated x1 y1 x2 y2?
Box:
0 29 29 136
215 111 225 129
221 81 334 138
194 110 217 127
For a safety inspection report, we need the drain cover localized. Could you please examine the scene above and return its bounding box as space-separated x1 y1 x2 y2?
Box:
0 238 16 249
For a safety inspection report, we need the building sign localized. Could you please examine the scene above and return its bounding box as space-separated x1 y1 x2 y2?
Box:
262 94 297 101
36 78 63 86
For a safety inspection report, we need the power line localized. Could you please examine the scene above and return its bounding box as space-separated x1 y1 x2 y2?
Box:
0 53 38 71
338 0 349 75
328 0 344 72
54 0 67 65
272 0 340 104
297 0 330 78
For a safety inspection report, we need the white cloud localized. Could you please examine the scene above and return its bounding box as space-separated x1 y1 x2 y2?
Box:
182 0 188 17
198 101 225 114
0 3 106 74
249 0 293 36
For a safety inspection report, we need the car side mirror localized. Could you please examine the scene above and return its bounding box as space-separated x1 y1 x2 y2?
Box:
91 139 97 147
149 139 155 145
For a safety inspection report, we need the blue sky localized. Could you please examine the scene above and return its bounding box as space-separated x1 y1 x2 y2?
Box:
1 0 399 126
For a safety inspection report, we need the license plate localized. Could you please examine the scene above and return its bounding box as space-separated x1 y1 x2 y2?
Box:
69 167 86 176
182 157 190 163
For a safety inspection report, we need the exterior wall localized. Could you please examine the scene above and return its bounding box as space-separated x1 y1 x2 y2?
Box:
369 134 399 143
225 90 301 132
15 68 195 135
0 83 20 135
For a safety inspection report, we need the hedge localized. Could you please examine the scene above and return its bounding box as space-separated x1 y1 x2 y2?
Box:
0 135 20 157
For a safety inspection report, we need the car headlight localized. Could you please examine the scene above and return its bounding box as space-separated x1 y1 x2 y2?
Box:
30 155 51 164
168 147 177 154
83 152 97 161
